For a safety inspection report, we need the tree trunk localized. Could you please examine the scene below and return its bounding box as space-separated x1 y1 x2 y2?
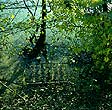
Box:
29 0 47 59
102 0 108 12
39 0 46 45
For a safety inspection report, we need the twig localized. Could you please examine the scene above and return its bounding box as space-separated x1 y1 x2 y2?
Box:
10 9 21 23
4 6 40 9
34 0 40 16
27 81 74 87
6 1 23 7
0 81 26 103
23 0 33 16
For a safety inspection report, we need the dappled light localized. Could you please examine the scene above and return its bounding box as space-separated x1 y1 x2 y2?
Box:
0 0 112 109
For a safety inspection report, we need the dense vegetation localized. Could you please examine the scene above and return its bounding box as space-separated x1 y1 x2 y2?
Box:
0 0 112 109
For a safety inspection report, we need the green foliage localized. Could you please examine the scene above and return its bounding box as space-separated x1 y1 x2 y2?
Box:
0 0 112 109
0 3 6 12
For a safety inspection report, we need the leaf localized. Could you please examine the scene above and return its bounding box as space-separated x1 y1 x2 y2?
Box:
92 0 99 3
0 4 5 11
104 57 109 62
11 14 15 19
0 27 5 31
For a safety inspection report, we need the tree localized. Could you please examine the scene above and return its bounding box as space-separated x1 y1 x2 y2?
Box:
50 0 112 108
22 0 47 59
0 0 48 95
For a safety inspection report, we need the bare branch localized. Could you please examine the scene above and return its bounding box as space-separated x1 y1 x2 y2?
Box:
0 81 26 102
6 1 23 7
34 0 40 16
27 81 74 87
23 0 33 16
10 9 21 23
4 5 41 9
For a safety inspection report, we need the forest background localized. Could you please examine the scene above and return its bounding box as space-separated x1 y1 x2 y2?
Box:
0 0 112 109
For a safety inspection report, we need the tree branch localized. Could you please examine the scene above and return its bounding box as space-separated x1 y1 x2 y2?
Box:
34 0 39 16
27 81 74 87
0 81 26 102
23 0 33 16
